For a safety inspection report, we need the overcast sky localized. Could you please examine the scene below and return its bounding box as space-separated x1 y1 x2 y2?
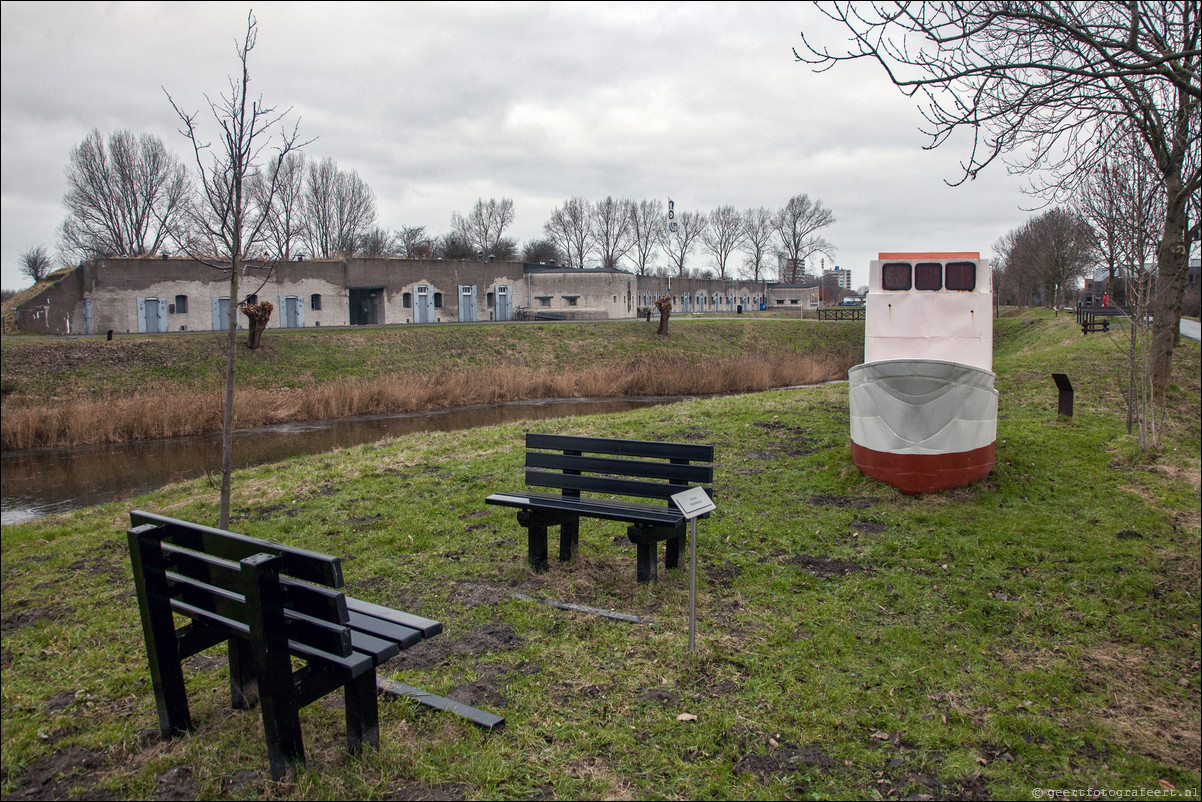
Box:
0 1 1036 292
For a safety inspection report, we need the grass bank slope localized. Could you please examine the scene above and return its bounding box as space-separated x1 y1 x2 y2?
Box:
1 310 1198 800
1 319 861 449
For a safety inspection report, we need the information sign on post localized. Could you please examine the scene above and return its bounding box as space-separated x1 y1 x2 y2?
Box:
671 487 715 652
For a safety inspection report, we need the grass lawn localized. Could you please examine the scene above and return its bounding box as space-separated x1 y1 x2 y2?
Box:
1 310 1198 800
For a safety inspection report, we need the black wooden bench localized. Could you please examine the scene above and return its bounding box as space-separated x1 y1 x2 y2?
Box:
126 510 446 780
485 434 715 583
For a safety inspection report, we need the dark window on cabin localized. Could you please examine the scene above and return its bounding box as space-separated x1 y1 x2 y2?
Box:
433 292 443 308
945 261 977 291
403 292 412 309
881 263 912 291
311 294 322 311
174 295 188 314
915 262 943 291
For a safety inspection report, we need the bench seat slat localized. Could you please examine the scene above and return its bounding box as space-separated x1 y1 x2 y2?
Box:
347 610 423 649
348 630 401 665
487 491 685 526
526 451 713 484
345 597 443 639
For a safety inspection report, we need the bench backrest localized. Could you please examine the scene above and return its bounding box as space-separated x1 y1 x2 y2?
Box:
524 433 714 502
128 510 354 659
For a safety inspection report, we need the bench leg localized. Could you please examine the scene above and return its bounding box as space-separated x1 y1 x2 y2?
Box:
527 525 549 570
345 672 380 752
228 637 258 710
664 535 683 571
128 525 192 739
242 554 306 780
636 541 658 583
559 518 579 562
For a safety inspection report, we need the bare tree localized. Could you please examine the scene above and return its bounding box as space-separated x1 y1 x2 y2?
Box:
521 237 564 264
1078 131 1166 446
773 194 836 282
249 151 306 260
628 199 664 275
58 129 191 262
740 206 775 282
166 11 306 529
1005 208 1097 311
700 205 745 279
302 157 377 258
796 1 1200 386
396 225 433 258
451 198 516 257
664 210 707 276
357 226 400 257
544 197 594 269
19 245 54 283
592 197 635 269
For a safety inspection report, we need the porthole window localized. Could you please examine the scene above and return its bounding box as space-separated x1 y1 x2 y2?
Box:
945 262 977 291
915 262 943 291
881 263 912 291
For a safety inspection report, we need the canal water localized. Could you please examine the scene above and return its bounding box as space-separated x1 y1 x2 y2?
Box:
0 396 679 525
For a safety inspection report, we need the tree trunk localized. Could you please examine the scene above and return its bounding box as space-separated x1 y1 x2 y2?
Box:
219 261 239 529
1149 169 1189 389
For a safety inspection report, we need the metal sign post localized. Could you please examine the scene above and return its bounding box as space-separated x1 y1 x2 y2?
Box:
671 487 716 653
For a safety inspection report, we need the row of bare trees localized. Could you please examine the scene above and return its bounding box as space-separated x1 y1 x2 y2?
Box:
539 193 836 280
55 130 379 266
51 131 839 282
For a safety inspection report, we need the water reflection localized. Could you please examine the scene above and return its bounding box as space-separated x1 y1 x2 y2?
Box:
1 396 677 525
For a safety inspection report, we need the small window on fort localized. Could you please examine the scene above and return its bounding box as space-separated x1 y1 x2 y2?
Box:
945 262 977 291
174 295 188 314
433 292 443 308
776 299 785 305
790 299 799 304
311 294 322 311
537 296 552 307
915 262 942 291
402 292 412 309
881 263 912 291
245 294 258 306
487 292 495 308
563 296 578 306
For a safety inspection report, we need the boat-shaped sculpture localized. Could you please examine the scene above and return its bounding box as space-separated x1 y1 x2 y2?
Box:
848 253 997 493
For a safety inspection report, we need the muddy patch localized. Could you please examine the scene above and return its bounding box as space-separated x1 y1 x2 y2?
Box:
2 606 62 634
381 782 469 801
704 561 742 586
1 747 110 801
383 623 524 670
446 663 512 709
152 765 201 801
230 503 300 523
850 520 888 535
788 554 871 577
807 494 881 509
735 739 834 780
44 690 78 714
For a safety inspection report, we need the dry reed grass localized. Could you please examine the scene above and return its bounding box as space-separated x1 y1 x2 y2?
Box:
0 352 852 450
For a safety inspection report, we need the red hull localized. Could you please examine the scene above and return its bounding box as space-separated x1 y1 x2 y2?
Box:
852 442 996 494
